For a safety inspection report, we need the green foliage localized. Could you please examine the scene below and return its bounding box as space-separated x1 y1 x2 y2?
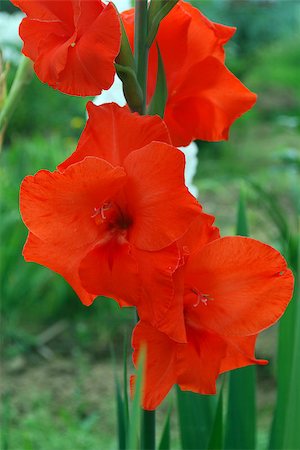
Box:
5 68 88 141
177 389 217 450
224 191 256 450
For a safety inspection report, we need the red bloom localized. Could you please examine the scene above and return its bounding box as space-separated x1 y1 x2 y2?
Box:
12 0 121 96
131 235 294 410
122 1 257 146
20 103 202 341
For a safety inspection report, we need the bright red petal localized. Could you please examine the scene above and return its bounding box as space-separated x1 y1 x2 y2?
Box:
20 157 126 248
13 0 120 96
124 143 201 251
11 0 73 23
133 244 187 343
178 1 236 64
56 3 121 96
132 321 177 411
165 57 257 146
176 328 226 395
58 103 171 170
78 240 139 307
23 232 95 306
185 237 294 336
220 334 268 373
19 18 66 61
178 212 220 256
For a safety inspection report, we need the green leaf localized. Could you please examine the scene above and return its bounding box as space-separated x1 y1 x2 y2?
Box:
177 388 217 450
208 387 224 450
269 227 300 450
147 45 167 118
283 272 300 450
225 367 256 450
127 348 146 450
269 292 297 449
158 401 172 450
224 190 256 450
123 337 129 438
112 344 127 450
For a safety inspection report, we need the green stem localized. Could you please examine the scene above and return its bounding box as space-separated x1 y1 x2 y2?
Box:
134 3 156 447
141 409 156 450
0 56 32 148
134 0 148 113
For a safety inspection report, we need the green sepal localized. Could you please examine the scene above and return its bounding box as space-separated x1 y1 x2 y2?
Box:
147 1 179 48
115 63 144 114
147 45 167 118
115 16 143 114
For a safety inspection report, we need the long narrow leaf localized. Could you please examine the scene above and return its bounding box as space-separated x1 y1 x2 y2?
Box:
208 387 224 450
269 292 297 449
112 344 127 450
123 336 129 435
177 388 217 450
282 233 300 450
224 190 256 450
158 401 172 450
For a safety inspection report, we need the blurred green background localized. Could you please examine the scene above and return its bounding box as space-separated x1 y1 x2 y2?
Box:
1 1 299 449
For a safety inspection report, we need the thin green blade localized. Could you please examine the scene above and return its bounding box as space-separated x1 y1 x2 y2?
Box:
177 388 217 450
158 401 172 450
282 233 299 450
269 292 297 449
224 190 256 450
112 344 127 450
208 387 224 450
225 366 256 450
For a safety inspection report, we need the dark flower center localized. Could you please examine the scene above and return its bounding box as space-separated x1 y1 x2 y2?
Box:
92 201 132 234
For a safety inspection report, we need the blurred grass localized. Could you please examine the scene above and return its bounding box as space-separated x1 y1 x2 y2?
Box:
1 2 300 448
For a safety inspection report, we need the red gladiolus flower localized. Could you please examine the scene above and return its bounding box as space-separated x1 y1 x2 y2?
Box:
20 103 202 341
131 236 294 410
122 1 257 146
12 0 121 96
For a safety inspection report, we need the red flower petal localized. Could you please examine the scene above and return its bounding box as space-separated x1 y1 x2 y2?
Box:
55 3 121 96
178 212 220 256
185 237 294 336
13 0 120 96
132 321 177 411
176 328 226 395
123 143 201 251
23 232 95 306
133 244 186 343
122 1 256 147
11 0 73 23
220 335 268 373
59 103 171 170
78 240 139 308
165 56 256 146
20 157 126 247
